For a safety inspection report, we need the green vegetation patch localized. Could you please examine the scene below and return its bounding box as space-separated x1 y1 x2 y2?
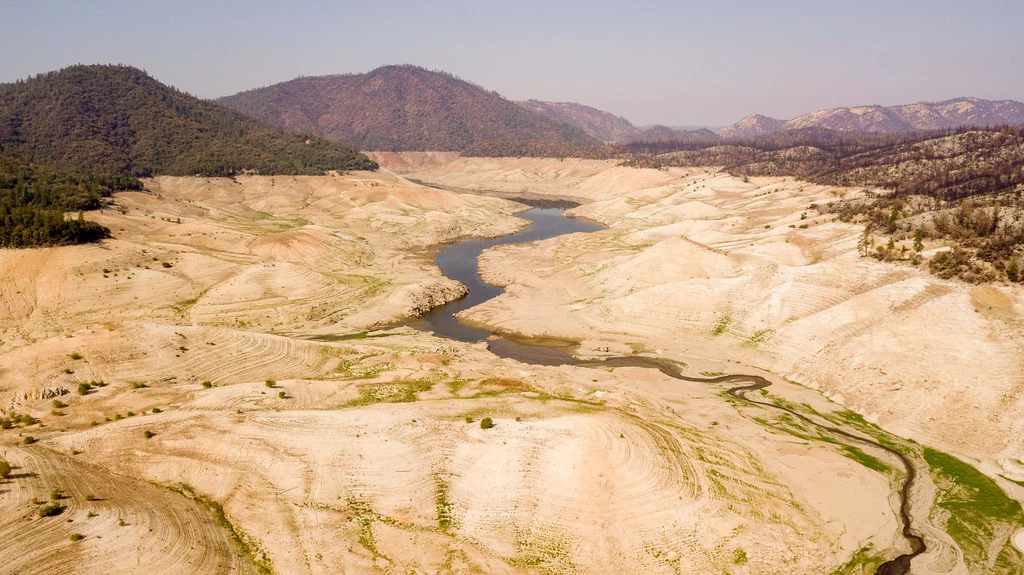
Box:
711 315 731 336
434 475 456 532
0 151 112 248
830 545 885 575
922 447 1024 572
309 331 400 342
742 329 775 347
343 377 435 407
170 483 273 574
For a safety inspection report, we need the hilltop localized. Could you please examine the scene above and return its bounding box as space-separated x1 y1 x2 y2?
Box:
0 64 376 247
219 65 598 151
0 65 377 177
516 99 639 142
717 97 1024 137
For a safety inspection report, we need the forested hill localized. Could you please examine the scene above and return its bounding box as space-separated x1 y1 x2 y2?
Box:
0 64 378 177
0 64 377 248
218 65 599 151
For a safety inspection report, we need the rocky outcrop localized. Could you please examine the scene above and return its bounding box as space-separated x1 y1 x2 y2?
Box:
388 278 468 317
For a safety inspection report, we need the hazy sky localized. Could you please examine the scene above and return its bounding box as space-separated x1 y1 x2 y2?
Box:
2 0 1022 126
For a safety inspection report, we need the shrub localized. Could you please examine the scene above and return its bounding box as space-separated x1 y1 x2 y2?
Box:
130 382 147 389
126 411 135 417
20 414 38 425
86 511 97 518
278 391 286 399
480 417 495 429
38 503 63 517
265 379 276 388
465 416 473 423
201 381 213 389
70 533 84 541
69 352 82 360
52 399 67 409
63 368 74 374
24 436 37 444
143 430 155 439
161 262 172 268
84 494 97 501
0 459 11 479
151 407 162 413
77 382 92 395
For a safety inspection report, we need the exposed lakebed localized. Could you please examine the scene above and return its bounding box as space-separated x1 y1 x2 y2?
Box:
421 205 926 575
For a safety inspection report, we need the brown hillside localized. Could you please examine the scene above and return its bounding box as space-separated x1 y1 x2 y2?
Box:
218 65 599 151
517 100 639 142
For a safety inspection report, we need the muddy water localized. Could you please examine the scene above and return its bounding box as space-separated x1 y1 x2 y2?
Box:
422 207 602 342
423 206 924 575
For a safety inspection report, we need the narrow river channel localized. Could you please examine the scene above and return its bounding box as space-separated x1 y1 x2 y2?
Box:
422 206 925 575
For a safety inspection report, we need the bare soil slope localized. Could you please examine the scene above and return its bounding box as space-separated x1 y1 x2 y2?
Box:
1 166 1020 573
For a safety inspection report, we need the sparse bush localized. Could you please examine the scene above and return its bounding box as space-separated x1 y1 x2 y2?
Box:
69 352 82 360
201 380 213 389
70 533 83 541
20 414 38 425
278 391 286 399
0 459 11 479
77 382 92 395
265 379 276 388
50 409 64 417
63 368 74 374
465 416 473 423
143 430 155 439
52 399 67 409
38 503 63 517
733 548 748 565
84 494 97 501
151 408 162 413
130 382 147 389
24 436 37 444
480 417 494 429
161 262 172 268
126 411 135 417
86 511 97 518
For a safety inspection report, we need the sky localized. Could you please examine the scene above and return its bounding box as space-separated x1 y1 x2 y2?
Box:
2 0 1022 126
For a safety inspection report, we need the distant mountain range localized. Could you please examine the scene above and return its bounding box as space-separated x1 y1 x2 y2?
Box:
716 98 1024 139
218 66 598 151
521 97 1024 144
213 65 1023 149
